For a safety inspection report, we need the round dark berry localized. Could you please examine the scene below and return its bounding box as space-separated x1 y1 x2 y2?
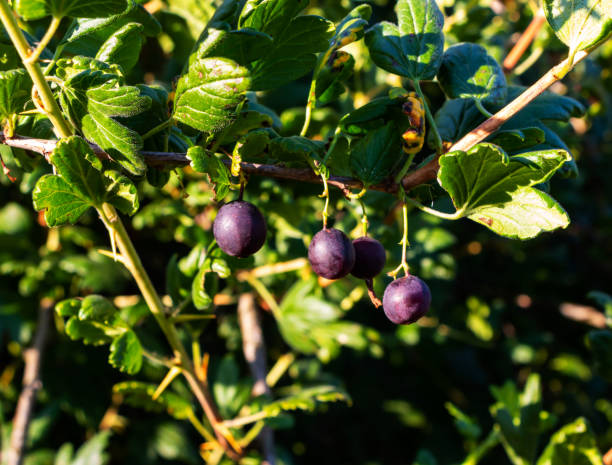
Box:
351 236 386 279
308 228 355 280
382 275 431 325
213 201 267 258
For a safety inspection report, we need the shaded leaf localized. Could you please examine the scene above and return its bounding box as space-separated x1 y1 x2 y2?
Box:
350 122 402 186
437 43 507 105
365 0 445 80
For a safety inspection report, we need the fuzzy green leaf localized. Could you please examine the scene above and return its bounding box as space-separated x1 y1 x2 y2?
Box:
61 4 161 56
187 146 232 201
437 43 507 105
173 57 250 133
82 81 151 175
365 0 445 80
438 143 571 239
109 329 143 375
70 431 111 465
95 22 144 72
64 317 115 345
15 0 128 21
543 0 612 54
32 137 140 226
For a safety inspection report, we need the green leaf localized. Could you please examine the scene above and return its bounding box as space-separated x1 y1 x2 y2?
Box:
437 143 571 239
437 43 507 105
32 175 94 226
413 450 438 465
350 122 402 186
32 137 104 226
82 80 151 175
173 57 250 133
491 374 556 465
103 170 139 215
70 431 111 465
329 4 372 53
537 418 603 465
61 4 161 56
212 356 251 418
78 295 116 322
95 23 144 72
0 69 30 124
268 136 325 164
113 381 194 420
365 0 445 80
32 137 140 226
64 317 115 345
587 330 612 381
315 51 355 105
187 146 232 201
109 329 143 374
192 27 273 67
339 97 400 135
543 0 612 54
55 299 81 317
262 385 351 417
488 128 546 153
15 0 128 21
445 402 482 439
191 264 213 311
275 280 378 361
240 0 334 91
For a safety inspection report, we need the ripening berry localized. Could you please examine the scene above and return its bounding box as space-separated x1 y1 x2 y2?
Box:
382 275 431 325
213 201 267 258
308 228 355 280
351 236 386 279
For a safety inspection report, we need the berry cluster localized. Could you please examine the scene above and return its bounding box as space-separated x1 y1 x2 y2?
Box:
212 200 431 326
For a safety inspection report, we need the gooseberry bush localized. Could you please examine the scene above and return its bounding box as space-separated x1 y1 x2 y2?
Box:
1 0 611 463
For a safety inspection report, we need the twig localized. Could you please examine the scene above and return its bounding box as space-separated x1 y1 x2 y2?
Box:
450 50 589 153
503 10 547 72
7 300 53 465
0 48 592 203
237 294 276 465
236 258 308 282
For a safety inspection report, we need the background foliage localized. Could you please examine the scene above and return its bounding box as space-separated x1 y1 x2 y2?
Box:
1 0 612 464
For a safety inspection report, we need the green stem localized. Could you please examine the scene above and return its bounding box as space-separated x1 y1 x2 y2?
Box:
322 127 341 164
142 119 173 140
411 79 443 155
394 152 417 185
461 429 500 465
403 196 464 220
389 201 410 279
246 276 281 315
358 198 368 237
98 203 241 460
266 352 295 388
320 172 330 229
25 16 62 65
475 99 494 118
300 79 316 137
0 1 72 138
